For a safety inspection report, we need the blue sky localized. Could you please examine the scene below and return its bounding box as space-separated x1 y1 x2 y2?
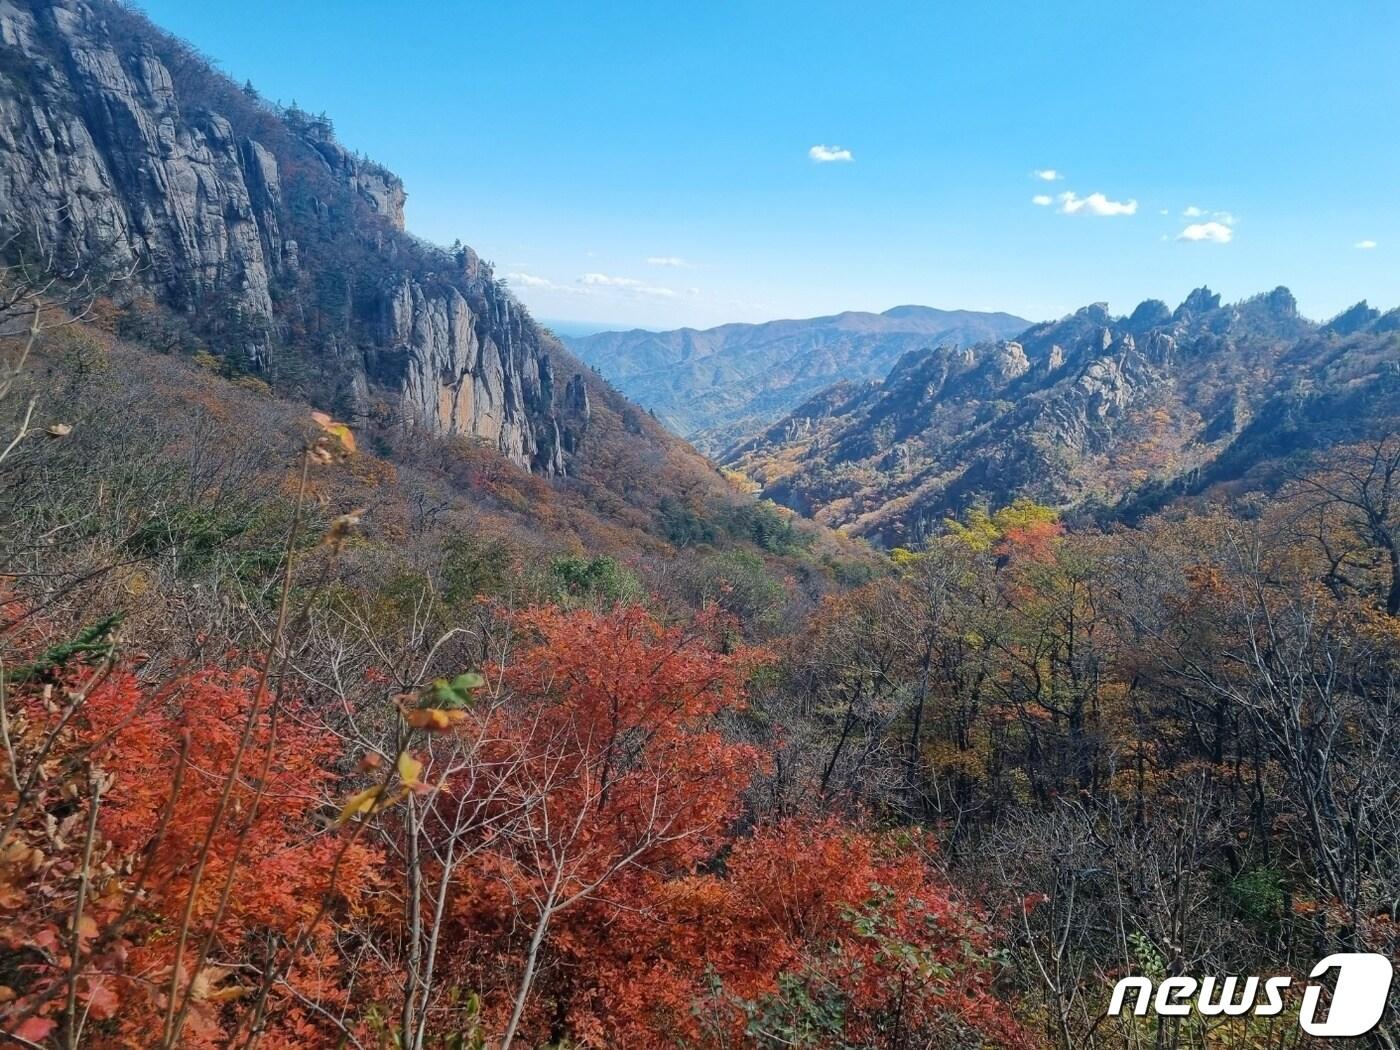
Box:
143 1 1398 330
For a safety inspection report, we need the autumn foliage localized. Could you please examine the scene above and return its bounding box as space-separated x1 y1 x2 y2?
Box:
1 599 1025 1048
0 659 378 1047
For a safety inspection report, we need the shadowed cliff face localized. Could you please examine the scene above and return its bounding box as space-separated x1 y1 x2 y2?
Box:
0 0 583 473
726 287 1400 544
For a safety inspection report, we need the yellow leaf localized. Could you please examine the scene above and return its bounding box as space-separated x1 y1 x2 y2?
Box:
310 410 356 454
190 965 239 1002
206 984 249 1004
46 423 73 437
335 785 387 825
396 751 423 787
327 423 356 453
405 708 467 732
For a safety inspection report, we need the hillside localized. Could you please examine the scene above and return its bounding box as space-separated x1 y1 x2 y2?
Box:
5 3 1400 1047
1 0 604 475
0 0 876 584
726 287 1400 543
562 304 1029 453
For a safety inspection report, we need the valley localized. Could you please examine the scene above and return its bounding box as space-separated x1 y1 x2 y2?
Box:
1 2 1398 1048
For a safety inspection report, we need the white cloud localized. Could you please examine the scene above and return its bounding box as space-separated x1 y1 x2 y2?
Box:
1032 194 1053 206
1356 239 1378 250
809 144 853 163
1177 221 1233 243
1159 209 1169 216
1058 191 1138 217
580 272 641 288
1033 169 1064 181
578 272 677 298
646 256 690 267
1176 206 1237 226
506 271 596 297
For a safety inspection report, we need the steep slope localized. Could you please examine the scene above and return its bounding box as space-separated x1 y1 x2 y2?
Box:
0 0 883 591
726 288 1400 544
0 0 580 473
562 305 1029 453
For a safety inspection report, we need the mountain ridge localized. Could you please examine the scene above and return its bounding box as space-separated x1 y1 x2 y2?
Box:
561 304 1030 453
724 286 1400 543
0 0 880 584
0 0 595 475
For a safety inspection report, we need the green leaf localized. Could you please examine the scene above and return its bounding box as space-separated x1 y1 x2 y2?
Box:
450 671 486 692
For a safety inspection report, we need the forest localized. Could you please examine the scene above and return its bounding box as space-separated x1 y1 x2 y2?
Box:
1 0 1398 1045
2 240 1398 1050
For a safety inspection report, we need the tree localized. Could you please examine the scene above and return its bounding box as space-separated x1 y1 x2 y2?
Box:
1291 434 1400 615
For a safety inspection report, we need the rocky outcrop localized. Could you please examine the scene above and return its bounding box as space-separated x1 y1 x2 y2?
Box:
1173 287 1221 322
992 341 1030 380
0 0 575 473
726 287 1400 543
562 305 1030 453
1323 301 1380 337
1127 299 1171 332
363 274 555 465
559 373 590 453
303 129 407 230
0 0 275 335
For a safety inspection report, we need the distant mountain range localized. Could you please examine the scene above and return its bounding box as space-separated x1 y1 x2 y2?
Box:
724 288 1400 544
560 306 1030 453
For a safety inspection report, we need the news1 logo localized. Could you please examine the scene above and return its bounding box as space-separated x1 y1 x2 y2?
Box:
1107 953 1394 1037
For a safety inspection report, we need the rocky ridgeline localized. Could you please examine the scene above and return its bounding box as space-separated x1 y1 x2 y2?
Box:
0 0 588 473
726 287 1400 543
562 305 1030 454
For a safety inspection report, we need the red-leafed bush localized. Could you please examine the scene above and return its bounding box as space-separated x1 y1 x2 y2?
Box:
1 660 379 1048
3 601 1025 1049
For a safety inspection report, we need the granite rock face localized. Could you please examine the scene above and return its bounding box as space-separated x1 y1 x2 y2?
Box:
0 0 274 327
0 0 573 473
727 287 1400 542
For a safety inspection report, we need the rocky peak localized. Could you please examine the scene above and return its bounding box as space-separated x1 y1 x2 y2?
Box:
1127 298 1171 332
1229 286 1311 340
1174 286 1222 322
726 285 1395 545
305 136 407 230
992 341 1030 379
1076 302 1112 324
1265 286 1298 318
1239 285 1298 321
1322 300 1381 337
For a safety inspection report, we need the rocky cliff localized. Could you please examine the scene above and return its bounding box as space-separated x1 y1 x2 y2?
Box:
726 288 1400 543
0 0 586 473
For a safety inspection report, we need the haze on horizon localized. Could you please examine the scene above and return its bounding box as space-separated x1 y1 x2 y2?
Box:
141 0 1400 330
